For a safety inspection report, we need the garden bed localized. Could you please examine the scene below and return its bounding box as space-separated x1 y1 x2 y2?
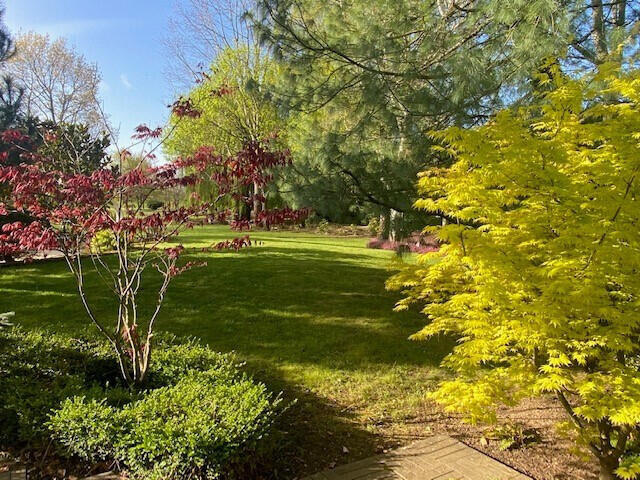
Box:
367 232 439 254
0 326 282 479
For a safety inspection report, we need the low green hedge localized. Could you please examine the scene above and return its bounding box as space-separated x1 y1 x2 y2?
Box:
0 327 113 446
0 327 281 479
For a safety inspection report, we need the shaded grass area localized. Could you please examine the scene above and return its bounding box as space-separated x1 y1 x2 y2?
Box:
0 226 452 478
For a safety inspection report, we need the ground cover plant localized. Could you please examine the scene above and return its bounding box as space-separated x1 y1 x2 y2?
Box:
0 325 280 479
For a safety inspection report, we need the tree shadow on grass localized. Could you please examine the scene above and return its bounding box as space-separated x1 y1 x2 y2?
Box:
0 243 452 478
166 245 452 370
252 366 385 479
1 245 452 372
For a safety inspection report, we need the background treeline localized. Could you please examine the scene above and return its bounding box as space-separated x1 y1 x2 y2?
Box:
165 0 640 239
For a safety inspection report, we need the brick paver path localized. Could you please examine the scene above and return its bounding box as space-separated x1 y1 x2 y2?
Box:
1 436 530 480
304 435 531 480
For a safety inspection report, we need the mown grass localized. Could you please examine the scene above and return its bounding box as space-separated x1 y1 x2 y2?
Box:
0 225 451 478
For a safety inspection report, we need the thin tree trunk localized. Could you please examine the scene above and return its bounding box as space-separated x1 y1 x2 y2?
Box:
260 185 266 227
615 1 626 27
592 0 608 61
252 180 260 221
598 455 618 480
380 211 391 240
389 209 403 242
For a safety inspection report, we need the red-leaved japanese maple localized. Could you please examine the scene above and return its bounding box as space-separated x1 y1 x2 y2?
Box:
210 139 310 229
0 100 308 387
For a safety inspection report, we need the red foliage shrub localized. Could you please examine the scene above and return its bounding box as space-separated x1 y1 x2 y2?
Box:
0 95 308 386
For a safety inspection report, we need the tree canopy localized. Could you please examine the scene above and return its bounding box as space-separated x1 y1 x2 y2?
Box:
38 122 110 174
6 32 102 127
252 0 640 233
166 45 281 157
166 45 291 219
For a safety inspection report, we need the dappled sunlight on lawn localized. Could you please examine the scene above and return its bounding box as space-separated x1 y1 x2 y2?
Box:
0 227 445 373
0 287 76 297
0 226 452 475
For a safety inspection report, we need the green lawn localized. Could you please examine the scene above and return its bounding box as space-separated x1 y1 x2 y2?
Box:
0 226 451 478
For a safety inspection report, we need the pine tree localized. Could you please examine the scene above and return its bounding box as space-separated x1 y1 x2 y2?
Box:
0 76 23 130
253 0 640 236
0 9 23 130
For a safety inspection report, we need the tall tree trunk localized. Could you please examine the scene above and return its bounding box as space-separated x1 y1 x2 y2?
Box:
389 209 403 242
592 0 608 61
615 1 626 27
252 180 261 221
378 209 403 241
241 184 251 221
380 210 391 240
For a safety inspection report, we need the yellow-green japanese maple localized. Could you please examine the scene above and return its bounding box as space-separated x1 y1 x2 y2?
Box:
388 63 640 480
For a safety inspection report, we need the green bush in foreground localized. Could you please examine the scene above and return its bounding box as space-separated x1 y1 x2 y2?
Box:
0 327 112 446
0 326 281 479
51 373 280 480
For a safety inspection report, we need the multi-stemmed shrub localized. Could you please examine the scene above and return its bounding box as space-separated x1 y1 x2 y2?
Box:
388 63 640 480
0 97 307 388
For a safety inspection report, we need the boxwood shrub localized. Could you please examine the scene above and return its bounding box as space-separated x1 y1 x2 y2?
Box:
0 327 115 446
51 372 279 479
0 326 281 479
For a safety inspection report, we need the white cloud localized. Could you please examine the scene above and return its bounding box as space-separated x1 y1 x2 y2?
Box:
120 74 132 90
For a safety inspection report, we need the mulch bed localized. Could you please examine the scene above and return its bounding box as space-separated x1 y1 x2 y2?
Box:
367 232 439 254
379 396 597 480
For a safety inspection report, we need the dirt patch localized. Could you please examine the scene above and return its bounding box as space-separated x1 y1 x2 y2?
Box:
373 396 597 480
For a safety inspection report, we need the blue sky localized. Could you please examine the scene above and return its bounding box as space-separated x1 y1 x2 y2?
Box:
4 0 181 146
